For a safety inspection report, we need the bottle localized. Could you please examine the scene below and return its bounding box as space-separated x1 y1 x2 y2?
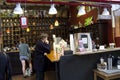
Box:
117 56 120 69
100 57 104 64
107 54 112 70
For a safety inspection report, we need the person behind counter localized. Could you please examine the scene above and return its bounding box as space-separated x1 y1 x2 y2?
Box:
18 37 32 77
0 51 12 80
33 33 50 80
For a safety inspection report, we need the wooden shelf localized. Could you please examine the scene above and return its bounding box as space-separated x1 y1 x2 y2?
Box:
1 17 69 47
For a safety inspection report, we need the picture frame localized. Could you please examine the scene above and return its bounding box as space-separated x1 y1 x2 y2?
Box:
73 33 92 52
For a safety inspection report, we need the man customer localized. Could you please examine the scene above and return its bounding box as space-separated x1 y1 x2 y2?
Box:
33 33 50 80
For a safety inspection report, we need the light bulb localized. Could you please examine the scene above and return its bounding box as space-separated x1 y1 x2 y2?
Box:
54 20 59 26
6 28 10 34
50 24 53 29
26 27 30 32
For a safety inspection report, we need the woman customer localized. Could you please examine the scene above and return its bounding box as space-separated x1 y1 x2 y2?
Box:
33 33 50 80
18 37 32 77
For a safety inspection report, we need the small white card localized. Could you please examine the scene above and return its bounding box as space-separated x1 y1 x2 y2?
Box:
99 45 105 50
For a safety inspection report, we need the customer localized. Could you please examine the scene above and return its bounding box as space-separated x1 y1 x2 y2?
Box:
33 33 50 80
18 37 32 77
0 51 12 80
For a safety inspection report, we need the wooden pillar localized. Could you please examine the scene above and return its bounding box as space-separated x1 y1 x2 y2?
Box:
69 5 78 25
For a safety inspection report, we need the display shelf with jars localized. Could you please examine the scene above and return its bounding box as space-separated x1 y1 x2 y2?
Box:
1 16 69 48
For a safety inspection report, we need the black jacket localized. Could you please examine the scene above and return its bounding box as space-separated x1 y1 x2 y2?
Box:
34 40 50 56
34 40 50 72
0 52 12 80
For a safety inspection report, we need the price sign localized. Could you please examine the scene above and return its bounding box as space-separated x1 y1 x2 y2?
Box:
20 16 28 28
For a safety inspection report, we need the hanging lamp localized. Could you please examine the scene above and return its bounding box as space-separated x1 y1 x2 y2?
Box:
54 20 59 26
77 6 86 17
13 3 23 14
102 8 110 15
48 4 57 15
26 27 30 32
98 7 111 20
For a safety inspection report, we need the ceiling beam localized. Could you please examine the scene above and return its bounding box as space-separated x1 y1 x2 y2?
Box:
6 0 120 4
6 0 111 8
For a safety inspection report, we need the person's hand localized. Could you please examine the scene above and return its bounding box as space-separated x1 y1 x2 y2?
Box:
44 53 47 55
45 39 49 44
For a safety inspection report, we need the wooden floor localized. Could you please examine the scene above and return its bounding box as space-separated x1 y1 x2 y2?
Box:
12 71 57 80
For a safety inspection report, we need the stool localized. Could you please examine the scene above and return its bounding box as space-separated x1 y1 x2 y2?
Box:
94 69 120 80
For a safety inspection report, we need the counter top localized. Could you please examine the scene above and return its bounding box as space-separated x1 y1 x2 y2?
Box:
75 47 120 56
45 50 61 62
46 48 120 62
5 48 120 62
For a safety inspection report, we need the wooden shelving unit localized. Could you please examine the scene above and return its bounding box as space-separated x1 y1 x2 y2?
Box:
1 17 69 47
69 20 108 45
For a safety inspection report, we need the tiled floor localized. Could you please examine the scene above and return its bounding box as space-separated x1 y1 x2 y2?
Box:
12 71 56 80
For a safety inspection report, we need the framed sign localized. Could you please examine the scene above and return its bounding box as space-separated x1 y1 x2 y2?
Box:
20 16 28 28
73 33 92 52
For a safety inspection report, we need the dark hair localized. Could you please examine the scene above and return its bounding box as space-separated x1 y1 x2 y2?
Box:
20 37 26 43
39 33 48 40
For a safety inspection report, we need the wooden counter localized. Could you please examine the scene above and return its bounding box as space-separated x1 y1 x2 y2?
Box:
46 50 61 62
75 47 120 55
46 48 120 62
59 48 120 80
6 47 120 62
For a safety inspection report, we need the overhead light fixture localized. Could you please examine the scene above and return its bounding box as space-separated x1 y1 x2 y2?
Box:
77 6 86 17
54 20 59 26
26 27 30 32
98 7 111 20
50 24 54 29
6 28 10 34
13 3 23 14
48 4 57 15
102 8 110 15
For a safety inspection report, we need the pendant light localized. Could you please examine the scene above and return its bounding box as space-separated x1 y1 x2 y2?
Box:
26 27 30 32
48 4 57 15
102 8 110 15
6 28 10 34
13 3 23 14
77 6 86 17
54 20 59 26
50 24 54 29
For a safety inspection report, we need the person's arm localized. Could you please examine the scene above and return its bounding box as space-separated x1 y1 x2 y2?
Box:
36 41 50 54
27 44 31 54
42 42 50 53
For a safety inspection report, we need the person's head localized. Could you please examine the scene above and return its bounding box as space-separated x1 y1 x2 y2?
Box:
39 33 48 41
20 37 26 43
